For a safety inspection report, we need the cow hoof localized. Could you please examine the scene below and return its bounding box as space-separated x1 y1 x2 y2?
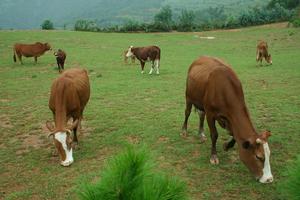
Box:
210 155 219 165
141 71 144 74
181 131 188 137
199 135 207 143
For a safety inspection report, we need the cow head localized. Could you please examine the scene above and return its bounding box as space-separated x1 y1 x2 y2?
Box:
239 130 273 183
126 46 134 57
44 43 52 51
266 54 272 65
46 120 78 166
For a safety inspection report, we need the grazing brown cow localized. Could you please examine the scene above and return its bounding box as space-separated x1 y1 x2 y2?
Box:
256 41 272 65
182 56 273 183
46 68 90 166
54 49 67 73
13 42 51 64
126 45 160 74
123 49 136 64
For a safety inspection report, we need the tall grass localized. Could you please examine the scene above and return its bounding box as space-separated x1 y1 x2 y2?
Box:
78 146 188 200
279 156 300 200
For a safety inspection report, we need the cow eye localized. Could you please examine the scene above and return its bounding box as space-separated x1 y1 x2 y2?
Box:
255 155 265 162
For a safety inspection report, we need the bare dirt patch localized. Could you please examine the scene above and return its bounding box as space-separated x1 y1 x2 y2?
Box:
0 114 13 129
125 135 140 144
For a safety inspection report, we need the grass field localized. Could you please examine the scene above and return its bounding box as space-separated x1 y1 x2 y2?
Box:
0 23 299 200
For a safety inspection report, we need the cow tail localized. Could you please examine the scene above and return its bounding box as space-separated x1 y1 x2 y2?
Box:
13 51 16 62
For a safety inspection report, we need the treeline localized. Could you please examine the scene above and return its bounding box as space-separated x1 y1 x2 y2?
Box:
42 0 300 32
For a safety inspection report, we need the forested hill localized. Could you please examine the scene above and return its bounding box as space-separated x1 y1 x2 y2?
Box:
0 0 266 29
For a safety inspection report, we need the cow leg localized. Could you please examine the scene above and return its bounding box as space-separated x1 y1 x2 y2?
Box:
206 114 219 165
149 61 154 74
62 62 64 71
34 56 37 64
72 118 80 146
198 110 206 143
223 136 236 151
181 100 192 137
140 61 145 74
155 59 160 74
18 55 23 65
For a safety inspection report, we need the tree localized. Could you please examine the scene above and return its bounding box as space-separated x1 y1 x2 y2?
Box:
268 0 300 9
153 5 173 31
41 20 54 30
74 19 98 32
177 9 195 31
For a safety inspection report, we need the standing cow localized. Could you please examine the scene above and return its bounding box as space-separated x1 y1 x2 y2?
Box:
256 41 272 65
54 49 67 73
46 68 90 166
126 45 160 74
13 42 51 64
182 56 273 183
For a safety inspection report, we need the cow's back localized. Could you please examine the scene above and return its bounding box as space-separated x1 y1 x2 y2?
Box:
186 56 244 112
49 68 90 115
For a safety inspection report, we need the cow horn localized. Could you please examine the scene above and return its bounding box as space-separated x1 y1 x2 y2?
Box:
48 132 55 138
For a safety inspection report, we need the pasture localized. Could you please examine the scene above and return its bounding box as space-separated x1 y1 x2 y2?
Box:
0 23 299 200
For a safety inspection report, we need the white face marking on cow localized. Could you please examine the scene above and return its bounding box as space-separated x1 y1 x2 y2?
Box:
54 132 74 167
126 47 133 57
259 142 273 183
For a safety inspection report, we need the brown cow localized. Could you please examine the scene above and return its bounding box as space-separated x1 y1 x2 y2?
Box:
182 56 273 183
126 45 160 74
13 42 51 64
123 49 136 64
256 41 272 65
54 49 67 73
46 68 90 166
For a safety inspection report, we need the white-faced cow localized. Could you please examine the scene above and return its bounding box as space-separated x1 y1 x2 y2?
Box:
256 41 272 65
13 42 51 64
46 68 90 166
123 49 136 64
182 56 273 183
126 45 160 74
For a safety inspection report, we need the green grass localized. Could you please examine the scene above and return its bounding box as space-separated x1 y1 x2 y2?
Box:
0 22 299 200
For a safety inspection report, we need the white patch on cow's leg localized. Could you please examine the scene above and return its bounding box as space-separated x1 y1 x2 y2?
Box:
259 143 273 183
155 59 160 74
141 70 144 74
149 67 153 74
54 132 74 167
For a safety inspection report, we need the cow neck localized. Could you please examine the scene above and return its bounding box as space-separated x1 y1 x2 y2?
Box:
54 86 67 132
227 106 257 143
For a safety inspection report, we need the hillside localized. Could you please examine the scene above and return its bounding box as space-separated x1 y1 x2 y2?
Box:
0 0 267 29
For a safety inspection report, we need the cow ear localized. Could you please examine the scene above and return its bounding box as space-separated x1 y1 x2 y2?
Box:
242 140 252 149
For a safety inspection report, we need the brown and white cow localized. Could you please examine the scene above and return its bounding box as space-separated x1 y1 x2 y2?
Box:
54 49 67 73
126 45 160 74
13 42 51 64
182 56 273 183
256 41 272 65
46 68 90 166
123 49 136 64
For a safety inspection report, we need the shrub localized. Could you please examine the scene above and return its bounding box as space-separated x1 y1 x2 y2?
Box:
279 156 300 200
78 146 188 200
74 19 98 32
177 9 195 32
41 20 54 30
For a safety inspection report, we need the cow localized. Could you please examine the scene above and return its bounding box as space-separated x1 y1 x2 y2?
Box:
123 49 136 64
13 42 51 64
54 49 67 73
46 68 90 166
126 45 160 74
181 56 273 183
256 41 272 65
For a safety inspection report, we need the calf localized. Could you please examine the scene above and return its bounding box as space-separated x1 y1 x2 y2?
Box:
13 42 51 64
126 45 160 74
256 41 272 65
182 56 273 183
46 68 90 166
54 49 67 72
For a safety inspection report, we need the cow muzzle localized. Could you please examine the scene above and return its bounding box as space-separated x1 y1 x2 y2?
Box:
258 175 273 183
61 158 73 167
